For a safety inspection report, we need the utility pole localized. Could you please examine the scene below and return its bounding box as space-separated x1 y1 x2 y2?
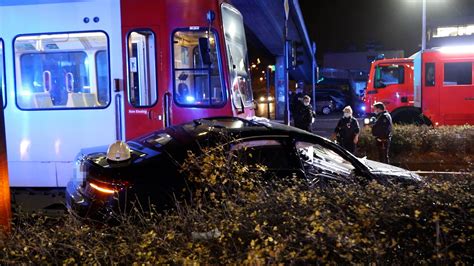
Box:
266 66 271 119
283 0 290 125
312 41 316 111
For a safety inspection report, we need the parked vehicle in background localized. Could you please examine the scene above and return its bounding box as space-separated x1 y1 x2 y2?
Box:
364 47 474 126
316 90 347 111
316 84 365 117
315 95 334 115
66 116 423 221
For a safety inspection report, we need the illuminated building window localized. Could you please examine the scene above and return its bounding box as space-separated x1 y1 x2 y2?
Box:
433 25 474 38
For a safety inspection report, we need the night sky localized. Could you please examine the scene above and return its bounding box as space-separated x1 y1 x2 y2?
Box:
298 0 474 64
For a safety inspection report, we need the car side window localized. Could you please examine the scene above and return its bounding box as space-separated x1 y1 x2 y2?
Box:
230 139 292 170
296 141 355 181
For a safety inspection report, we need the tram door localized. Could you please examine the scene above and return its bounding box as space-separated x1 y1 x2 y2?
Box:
123 27 164 140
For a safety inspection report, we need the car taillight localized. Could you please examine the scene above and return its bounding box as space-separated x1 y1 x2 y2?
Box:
89 182 117 194
87 180 129 195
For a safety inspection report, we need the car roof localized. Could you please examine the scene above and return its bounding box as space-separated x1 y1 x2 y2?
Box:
135 116 322 149
182 116 315 138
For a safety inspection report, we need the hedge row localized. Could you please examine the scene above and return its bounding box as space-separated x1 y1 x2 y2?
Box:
1 147 473 264
357 125 474 170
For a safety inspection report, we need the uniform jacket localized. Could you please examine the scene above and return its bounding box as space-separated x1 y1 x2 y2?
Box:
372 111 393 139
334 116 360 144
294 103 316 128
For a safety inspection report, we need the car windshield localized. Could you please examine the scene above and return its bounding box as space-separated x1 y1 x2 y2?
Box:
296 141 356 180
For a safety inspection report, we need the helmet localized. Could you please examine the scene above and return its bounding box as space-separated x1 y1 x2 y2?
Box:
106 140 131 162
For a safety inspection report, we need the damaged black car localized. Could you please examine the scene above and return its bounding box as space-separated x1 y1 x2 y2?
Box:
66 116 423 220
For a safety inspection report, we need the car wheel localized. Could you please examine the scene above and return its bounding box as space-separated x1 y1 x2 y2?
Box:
322 106 331 115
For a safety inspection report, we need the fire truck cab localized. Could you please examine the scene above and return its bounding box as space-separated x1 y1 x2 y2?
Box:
364 57 421 124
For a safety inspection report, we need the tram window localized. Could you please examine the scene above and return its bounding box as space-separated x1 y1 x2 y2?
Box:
222 3 254 108
444 62 472 86
14 32 110 109
172 29 224 106
0 39 5 108
127 30 157 107
95 50 110 106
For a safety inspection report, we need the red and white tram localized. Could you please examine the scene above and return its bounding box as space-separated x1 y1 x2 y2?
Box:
0 0 255 187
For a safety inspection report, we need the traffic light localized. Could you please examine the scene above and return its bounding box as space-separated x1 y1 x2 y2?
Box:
290 40 304 68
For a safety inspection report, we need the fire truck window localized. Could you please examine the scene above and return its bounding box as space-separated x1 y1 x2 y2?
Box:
425 63 435 87
14 32 110 110
127 30 158 107
0 39 5 108
444 62 472 86
172 30 224 107
375 65 404 88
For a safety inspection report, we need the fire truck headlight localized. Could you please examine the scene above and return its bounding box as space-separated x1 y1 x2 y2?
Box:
364 118 371 125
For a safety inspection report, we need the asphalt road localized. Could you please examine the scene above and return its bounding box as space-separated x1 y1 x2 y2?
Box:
282 111 365 139
311 112 344 138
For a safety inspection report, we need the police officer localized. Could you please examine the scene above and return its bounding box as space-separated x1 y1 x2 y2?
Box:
332 106 360 153
290 87 305 122
294 95 316 132
371 102 393 164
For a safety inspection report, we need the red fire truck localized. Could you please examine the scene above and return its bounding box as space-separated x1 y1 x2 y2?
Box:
364 47 474 126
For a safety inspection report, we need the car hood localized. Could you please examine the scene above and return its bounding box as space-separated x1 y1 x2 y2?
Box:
359 157 423 183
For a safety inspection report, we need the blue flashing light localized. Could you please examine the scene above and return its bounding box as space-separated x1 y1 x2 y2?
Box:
361 106 366 111
186 96 195 103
